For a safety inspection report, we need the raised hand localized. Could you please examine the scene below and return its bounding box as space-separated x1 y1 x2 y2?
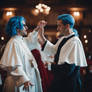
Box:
37 20 47 45
38 20 47 28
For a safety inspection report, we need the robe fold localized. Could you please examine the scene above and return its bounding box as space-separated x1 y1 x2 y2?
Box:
31 49 54 92
0 35 42 92
42 34 87 92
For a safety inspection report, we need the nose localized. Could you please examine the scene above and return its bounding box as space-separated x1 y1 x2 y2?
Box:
25 26 28 30
57 26 59 31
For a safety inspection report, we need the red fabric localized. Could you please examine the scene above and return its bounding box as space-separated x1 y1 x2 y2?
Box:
31 49 54 92
87 59 92 65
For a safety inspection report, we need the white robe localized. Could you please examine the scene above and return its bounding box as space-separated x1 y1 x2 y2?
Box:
0 35 43 92
24 31 54 63
43 34 87 67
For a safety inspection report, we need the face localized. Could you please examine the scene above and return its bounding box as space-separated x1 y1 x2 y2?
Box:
57 20 68 36
19 20 28 36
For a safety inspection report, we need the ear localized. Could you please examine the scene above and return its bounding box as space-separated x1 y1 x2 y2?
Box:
16 28 20 33
65 24 70 29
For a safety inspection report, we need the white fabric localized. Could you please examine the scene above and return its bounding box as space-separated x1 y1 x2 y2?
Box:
44 35 87 67
24 31 54 63
0 35 43 92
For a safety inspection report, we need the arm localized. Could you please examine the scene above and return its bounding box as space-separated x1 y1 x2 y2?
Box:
37 20 47 46
38 20 57 56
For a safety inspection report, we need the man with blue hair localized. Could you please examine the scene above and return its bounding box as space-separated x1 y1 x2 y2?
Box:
37 14 87 92
0 16 43 92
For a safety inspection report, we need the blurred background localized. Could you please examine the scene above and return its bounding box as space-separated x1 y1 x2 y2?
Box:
0 0 92 91
0 0 92 54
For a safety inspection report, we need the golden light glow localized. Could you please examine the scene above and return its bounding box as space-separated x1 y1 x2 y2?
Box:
85 40 88 44
6 11 13 16
84 35 87 39
32 3 51 15
1 36 4 40
32 9 39 16
73 12 80 17
3 8 16 21
4 8 17 11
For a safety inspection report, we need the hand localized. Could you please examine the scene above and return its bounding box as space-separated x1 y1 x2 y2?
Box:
38 20 47 28
33 26 40 32
23 81 34 91
33 20 47 32
44 61 51 68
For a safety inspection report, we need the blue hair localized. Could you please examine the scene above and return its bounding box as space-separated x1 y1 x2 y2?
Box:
57 14 75 28
73 29 79 36
6 16 26 37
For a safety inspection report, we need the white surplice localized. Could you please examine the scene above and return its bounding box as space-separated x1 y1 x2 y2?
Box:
0 35 43 92
24 31 54 63
43 33 87 67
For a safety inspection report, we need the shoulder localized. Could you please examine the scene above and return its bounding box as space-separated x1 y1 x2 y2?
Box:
6 37 20 48
67 36 84 49
65 36 80 47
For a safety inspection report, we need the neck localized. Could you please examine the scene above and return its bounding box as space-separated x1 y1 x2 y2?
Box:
17 33 22 36
64 28 73 36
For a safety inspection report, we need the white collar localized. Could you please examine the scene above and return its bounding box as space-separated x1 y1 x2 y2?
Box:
64 32 75 38
14 35 23 40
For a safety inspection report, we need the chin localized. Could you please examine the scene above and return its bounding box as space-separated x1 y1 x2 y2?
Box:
22 32 27 37
23 34 27 37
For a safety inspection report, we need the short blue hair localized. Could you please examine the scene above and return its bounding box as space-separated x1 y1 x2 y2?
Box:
73 29 79 36
57 14 75 28
6 16 26 37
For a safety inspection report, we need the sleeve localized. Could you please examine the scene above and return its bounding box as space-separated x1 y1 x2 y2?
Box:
58 40 77 65
1 41 30 87
24 31 41 50
58 38 87 67
11 66 30 87
42 40 57 56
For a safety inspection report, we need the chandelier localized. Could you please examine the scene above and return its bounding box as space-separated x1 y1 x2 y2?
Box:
32 3 51 16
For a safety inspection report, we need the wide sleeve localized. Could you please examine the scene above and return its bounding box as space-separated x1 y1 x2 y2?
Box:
42 40 57 56
58 39 87 67
58 40 78 65
0 41 30 86
24 31 41 50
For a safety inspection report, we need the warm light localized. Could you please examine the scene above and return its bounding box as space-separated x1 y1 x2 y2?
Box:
6 11 13 16
36 3 42 9
3 8 16 21
73 12 80 16
1 36 4 40
85 40 88 44
4 8 17 11
84 35 87 39
35 9 39 13
89 29 91 32
33 3 51 15
47 7 51 11
42 4 47 8
40 8 44 12
32 9 39 16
